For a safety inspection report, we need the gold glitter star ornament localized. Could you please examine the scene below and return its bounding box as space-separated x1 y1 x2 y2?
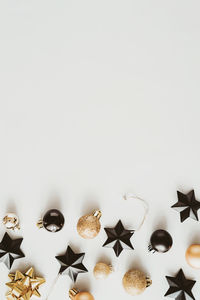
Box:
6 267 45 300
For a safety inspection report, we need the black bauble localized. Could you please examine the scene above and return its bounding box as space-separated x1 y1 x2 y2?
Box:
43 209 65 232
148 229 173 253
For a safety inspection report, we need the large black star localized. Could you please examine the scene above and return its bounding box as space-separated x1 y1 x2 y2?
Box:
171 190 200 223
102 220 134 257
0 232 25 269
165 269 196 300
55 246 88 282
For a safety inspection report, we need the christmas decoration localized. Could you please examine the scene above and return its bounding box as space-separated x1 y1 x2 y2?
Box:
148 229 173 253
186 244 200 269
3 213 20 231
0 232 25 269
171 190 200 222
165 269 196 300
77 210 102 239
103 220 134 257
69 288 94 300
37 209 65 232
93 262 112 279
123 193 149 230
56 245 88 282
122 269 152 296
6 267 45 300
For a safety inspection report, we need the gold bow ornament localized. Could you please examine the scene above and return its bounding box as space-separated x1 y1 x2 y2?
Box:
6 267 45 300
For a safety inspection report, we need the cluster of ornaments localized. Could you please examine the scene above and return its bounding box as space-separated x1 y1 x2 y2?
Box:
1 189 200 299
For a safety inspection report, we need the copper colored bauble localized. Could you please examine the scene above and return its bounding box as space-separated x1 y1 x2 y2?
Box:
77 210 102 239
93 262 112 279
69 289 94 300
122 269 152 296
186 244 200 269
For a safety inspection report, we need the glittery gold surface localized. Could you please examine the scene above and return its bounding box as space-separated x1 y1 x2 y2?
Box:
69 289 94 300
186 244 200 269
93 262 112 279
6 267 45 300
122 269 151 296
77 210 101 239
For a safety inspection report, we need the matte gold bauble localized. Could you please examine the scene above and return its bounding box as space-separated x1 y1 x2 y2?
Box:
186 244 200 269
69 289 94 300
77 210 102 239
122 269 152 296
93 262 112 279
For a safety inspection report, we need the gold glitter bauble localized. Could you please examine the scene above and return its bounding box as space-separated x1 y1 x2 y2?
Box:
77 210 102 239
69 289 94 300
122 269 152 296
186 244 200 269
93 262 112 279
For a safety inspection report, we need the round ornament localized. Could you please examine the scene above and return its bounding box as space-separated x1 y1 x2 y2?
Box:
122 269 152 296
77 210 102 239
148 229 173 253
37 209 65 232
93 262 112 279
3 213 20 231
69 289 94 300
186 244 200 269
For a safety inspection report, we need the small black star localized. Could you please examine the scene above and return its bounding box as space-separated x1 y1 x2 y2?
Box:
171 190 200 222
102 220 134 257
55 246 88 282
165 269 196 300
0 232 25 269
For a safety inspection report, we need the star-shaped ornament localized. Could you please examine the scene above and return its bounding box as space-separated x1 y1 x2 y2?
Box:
103 220 134 257
0 232 25 269
6 267 45 300
165 269 196 300
171 190 200 223
56 246 88 282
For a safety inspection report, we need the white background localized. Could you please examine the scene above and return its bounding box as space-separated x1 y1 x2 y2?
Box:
0 1 200 299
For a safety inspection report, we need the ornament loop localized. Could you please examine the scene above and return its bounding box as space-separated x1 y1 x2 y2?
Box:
123 193 149 230
148 244 156 253
69 288 78 298
69 289 95 300
93 210 102 219
36 219 44 229
146 276 152 287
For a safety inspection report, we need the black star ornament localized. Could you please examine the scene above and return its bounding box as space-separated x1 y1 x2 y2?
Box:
165 269 196 300
103 220 134 257
171 190 200 223
0 232 25 269
56 246 88 282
